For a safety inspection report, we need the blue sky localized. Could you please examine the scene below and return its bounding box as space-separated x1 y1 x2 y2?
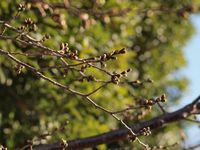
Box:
181 14 200 146
181 14 200 106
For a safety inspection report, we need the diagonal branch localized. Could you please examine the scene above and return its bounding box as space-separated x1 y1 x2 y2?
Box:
34 96 200 150
0 48 147 148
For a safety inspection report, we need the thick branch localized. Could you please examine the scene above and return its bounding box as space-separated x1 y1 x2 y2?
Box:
34 96 200 150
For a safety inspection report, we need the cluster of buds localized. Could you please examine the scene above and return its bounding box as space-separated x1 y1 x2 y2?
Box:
111 68 131 84
14 64 24 74
140 94 167 106
58 43 79 59
98 48 126 61
18 3 26 12
156 94 167 103
40 33 51 42
66 51 79 60
140 127 151 136
139 94 167 110
24 18 33 25
99 53 117 61
143 99 156 106
59 43 69 54
120 69 132 77
140 99 155 110
111 48 127 55
23 18 37 32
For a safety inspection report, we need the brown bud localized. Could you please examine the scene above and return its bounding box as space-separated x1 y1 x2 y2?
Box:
119 48 126 54
24 18 33 25
115 74 121 78
127 68 132 72
148 99 154 105
121 71 126 75
144 99 149 105
59 43 69 53
14 64 24 74
18 3 26 12
160 94 167 102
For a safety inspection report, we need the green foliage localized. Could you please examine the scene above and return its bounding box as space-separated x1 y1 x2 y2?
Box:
0 0 199 149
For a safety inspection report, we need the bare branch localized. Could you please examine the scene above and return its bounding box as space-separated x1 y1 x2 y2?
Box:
33 96 200 149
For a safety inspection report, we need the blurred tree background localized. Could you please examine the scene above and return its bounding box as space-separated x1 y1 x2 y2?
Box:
0 0 200 149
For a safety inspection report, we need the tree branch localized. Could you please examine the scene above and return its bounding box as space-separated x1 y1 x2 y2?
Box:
34 96 200 150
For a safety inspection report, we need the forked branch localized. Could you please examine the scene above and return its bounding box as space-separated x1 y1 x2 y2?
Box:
34 96 200 150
